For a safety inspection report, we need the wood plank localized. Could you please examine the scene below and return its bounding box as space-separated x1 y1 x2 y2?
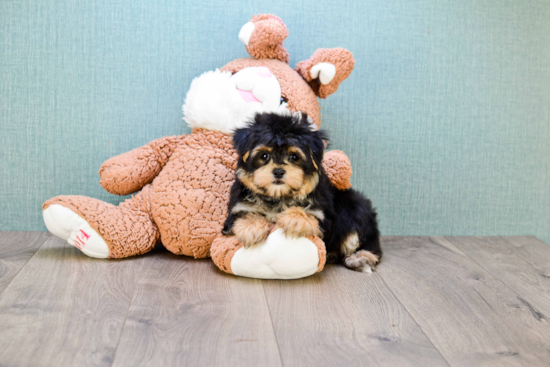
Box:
377 236 550 367
263 264 449 367
0 235 150 367
498 236 550 274
447 236 550 316
0 231 50 294
111 253 282 367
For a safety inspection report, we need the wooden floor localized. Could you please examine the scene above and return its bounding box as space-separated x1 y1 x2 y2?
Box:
0 233 549 366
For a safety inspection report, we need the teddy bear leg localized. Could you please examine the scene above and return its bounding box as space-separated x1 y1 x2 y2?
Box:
43 203 110 258
42 185 159 259
211 229 326 279
211 235 242 274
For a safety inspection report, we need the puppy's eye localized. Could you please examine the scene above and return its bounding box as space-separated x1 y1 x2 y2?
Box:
280 96 288 105
289 153 300 163
260 153 270 161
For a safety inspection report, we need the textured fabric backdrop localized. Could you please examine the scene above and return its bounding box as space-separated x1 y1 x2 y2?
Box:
1 0 549 244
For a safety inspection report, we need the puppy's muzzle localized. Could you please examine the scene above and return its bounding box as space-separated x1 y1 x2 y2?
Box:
272 168 286 179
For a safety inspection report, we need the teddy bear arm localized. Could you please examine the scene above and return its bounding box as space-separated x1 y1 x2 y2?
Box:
99 135 185 195
322 150 353 190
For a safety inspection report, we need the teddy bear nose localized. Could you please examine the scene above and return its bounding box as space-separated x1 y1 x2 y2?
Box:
257 67 272 78
272 168 286 179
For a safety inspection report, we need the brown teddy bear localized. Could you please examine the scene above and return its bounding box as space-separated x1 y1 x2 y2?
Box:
42 14 355 279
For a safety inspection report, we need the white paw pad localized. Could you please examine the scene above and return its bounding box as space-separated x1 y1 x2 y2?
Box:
43 204 109 258
230 228 320 280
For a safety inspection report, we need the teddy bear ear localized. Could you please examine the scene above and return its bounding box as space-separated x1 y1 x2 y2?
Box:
238 14 290 63
295 48 355 99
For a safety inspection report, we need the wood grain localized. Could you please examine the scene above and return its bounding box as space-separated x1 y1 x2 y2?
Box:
377 236 550 366
0 235 150 366
447 236 550 316
496 236 550 275
111 252 282 367
0 231 50 294
2 235 550 367
263 264 449 367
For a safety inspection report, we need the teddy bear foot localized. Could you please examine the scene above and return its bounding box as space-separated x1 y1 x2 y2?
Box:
212 228 326 279
43 204 110 258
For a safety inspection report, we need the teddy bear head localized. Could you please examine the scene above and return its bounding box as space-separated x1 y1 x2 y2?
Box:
183 14 355 134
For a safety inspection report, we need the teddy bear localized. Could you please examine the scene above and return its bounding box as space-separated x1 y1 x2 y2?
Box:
42 14 355 279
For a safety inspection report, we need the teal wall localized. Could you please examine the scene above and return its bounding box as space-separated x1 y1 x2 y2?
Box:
1 0 549 244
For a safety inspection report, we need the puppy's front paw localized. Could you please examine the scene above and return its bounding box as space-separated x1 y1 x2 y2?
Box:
344 250 380 273
233 214 273 248
276 207 321 239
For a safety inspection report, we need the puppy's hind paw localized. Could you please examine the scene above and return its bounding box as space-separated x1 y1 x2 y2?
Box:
344 250 380 273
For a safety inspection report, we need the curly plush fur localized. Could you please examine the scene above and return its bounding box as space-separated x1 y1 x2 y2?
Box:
43 13 356 276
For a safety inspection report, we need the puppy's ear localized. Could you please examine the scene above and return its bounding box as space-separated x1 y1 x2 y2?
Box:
232 127 251 159
310 153 319 170
309 130 329 170
295 48 354 99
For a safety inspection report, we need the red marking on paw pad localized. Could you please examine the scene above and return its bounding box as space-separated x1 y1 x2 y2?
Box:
74 230 90 250
80 230 90 240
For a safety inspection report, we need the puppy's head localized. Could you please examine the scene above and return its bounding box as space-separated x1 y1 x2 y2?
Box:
233 112 327 199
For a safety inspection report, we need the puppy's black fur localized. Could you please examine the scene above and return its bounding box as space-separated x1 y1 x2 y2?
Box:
223 112 382 271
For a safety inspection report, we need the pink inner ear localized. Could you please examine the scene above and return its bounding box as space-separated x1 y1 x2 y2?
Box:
257 67 272 78
238 89 261 103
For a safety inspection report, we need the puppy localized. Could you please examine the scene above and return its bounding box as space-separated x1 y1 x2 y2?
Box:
223 112 382 272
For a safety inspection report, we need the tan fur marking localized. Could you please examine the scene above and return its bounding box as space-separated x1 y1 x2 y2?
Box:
276 207 321 239
340 233 359 257
310 153 318 170
237 139 321 200
294 172 319 200
231 202 259 215
242 151 250 162
237 163 310 199
281 164 305 189
254 163 280 187
344 250 380 272
233 213 274 248
236 168 256 191
306 208 324 221
252 145 272 155
287 146 306 160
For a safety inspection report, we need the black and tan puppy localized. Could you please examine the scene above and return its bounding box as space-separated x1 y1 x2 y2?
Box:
223 112 382 272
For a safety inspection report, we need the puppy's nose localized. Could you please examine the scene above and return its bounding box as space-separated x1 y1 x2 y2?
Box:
272 168 286 179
